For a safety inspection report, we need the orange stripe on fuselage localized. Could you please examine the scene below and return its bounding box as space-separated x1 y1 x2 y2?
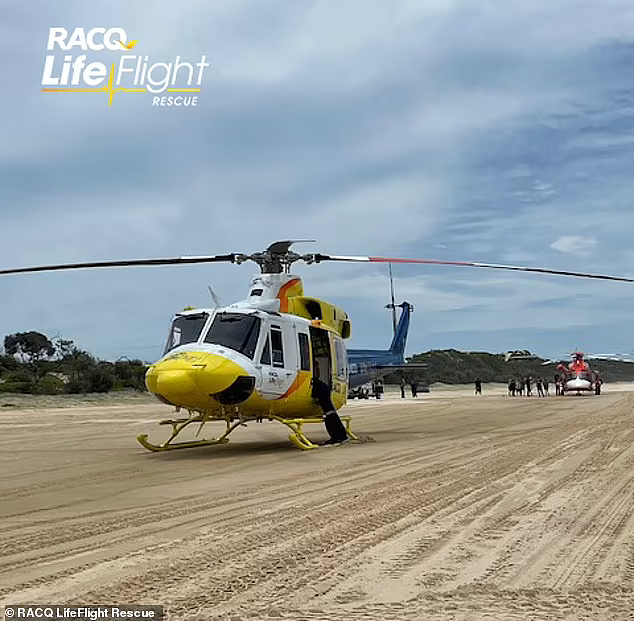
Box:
276 278 301 312
276 371 310 399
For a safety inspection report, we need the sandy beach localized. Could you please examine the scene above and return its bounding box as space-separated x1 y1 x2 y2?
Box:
1 385 633 619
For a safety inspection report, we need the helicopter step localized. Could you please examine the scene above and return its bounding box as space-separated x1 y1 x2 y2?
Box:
136 411 360 452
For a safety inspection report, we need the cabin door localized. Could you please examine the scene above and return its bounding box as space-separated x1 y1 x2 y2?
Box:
309 327 332 387
257 322 296 398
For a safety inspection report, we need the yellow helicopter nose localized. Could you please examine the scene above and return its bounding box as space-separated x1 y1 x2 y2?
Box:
155 369 197 396
146 353 252 407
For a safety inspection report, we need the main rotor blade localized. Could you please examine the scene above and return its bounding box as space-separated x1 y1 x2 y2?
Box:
314 254 634 283
0 254 236 275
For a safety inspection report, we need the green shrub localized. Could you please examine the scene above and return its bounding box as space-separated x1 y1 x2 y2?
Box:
89 369 115 393
34 375 66 395
66 379 90 394
0 381 32 393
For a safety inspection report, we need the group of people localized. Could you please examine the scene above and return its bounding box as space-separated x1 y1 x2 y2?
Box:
506 376 550 397
399 378 421 398
473 373 605 397
507 374 603 396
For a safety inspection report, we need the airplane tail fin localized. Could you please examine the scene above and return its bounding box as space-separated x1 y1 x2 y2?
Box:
389 302 412 358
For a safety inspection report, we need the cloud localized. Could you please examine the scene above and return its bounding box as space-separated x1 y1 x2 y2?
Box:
550 236 597 256
3 1 634 360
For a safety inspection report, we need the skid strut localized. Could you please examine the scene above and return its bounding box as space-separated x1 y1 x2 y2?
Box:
137 411 360 452
137 413 242 452
279 417 360 450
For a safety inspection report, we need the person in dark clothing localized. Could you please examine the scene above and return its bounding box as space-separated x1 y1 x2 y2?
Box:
536 378 544 397
400 377 406 399
543 379 549 396
312 377 348 444
410 383 418 398
373 379 384 399
525 376 532 396
595 377 603 395
474 378 482 395
508 379 516 396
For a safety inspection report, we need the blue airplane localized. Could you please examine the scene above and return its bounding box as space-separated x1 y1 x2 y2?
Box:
347 302 422 388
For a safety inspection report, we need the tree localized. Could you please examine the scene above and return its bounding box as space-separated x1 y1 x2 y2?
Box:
114 358 147 391
89 363 115 393
52 338 97 392
4 332 55 363
0 353 19 374
54 338 77 361
4 332 56 385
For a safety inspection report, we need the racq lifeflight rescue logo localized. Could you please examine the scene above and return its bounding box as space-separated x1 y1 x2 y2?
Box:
41 27 209 107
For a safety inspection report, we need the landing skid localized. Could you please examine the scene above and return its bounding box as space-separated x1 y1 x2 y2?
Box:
137 411 360 452
137 415 242 452
281 417 360 450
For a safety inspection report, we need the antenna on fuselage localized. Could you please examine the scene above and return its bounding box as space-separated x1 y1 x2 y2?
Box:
208 285 222 308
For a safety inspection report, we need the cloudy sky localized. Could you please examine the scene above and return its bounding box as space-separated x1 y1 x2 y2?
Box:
3 0 634 362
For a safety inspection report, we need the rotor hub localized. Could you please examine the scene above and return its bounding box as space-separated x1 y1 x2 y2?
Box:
236 240 317 273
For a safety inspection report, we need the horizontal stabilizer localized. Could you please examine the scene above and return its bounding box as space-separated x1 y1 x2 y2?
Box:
376 363 428 370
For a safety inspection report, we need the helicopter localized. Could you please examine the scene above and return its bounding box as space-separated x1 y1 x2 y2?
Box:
2 240 634 451
507 350 606 394
544 350 634 395
553 351 600 395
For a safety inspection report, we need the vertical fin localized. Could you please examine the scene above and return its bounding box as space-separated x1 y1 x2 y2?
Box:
389 302 412 357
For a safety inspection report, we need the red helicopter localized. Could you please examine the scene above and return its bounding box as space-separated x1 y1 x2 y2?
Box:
556 351 601 395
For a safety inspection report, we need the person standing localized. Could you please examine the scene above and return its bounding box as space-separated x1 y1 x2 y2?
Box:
525 376 532 397
508 379 516 396
410 382 418 398
543 379 549 396
400 377 406 399
373 379 384 399
536 378 544 397
595 376 603 395
312 376 348 445
474 378 482 395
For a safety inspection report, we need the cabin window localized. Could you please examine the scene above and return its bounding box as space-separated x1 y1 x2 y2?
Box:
335 340 347 379
298 333 311 371
270 328 284 367
260 337 271 365
164 313 209 353
204 312 261 359
250 289 263 296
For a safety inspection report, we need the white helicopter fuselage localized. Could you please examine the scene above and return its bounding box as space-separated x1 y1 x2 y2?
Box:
564 375 592 392
145 273 350 418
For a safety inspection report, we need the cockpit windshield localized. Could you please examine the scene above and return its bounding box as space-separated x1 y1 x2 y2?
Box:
204 312 261 359
164 312 209 353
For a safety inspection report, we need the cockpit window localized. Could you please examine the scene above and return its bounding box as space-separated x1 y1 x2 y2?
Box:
204 313 261 359
164 313 209 353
